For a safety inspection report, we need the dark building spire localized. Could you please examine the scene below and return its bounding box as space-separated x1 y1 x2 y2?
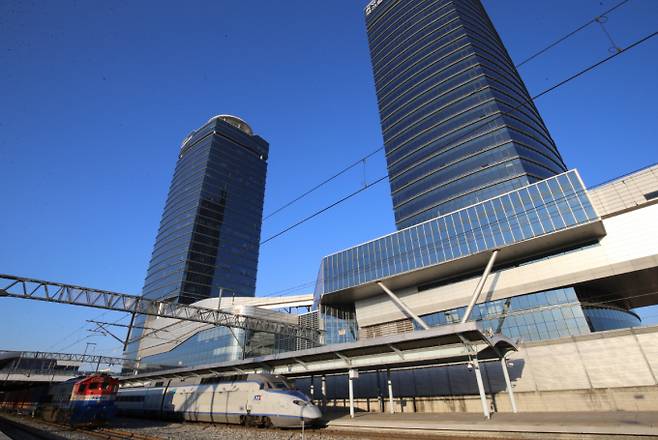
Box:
141 115 268 304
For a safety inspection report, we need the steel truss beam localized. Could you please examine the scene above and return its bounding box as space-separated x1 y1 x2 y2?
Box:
0 274 320 343
1 350 128 366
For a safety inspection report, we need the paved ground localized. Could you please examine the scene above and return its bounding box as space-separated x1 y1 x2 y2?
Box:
3 411 658 439
0 413 516 440
324 409 658 438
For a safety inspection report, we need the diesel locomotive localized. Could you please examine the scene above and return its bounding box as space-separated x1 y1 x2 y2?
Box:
0 374 118 426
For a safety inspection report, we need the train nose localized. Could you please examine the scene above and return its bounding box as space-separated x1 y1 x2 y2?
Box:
303 404 322 421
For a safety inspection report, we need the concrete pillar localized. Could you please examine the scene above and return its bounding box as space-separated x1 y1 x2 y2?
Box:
501 357 518 413
387 369 394 414
472 360 490 419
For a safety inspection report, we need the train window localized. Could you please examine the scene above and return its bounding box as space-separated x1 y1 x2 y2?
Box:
201 375 247 385
155 382 164 387
116 395 145 402
270 379 289 389
78 385 86 392
89 383 99 390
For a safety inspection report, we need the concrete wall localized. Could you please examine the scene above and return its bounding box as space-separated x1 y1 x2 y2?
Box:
588 163 658 218
296 325 658 413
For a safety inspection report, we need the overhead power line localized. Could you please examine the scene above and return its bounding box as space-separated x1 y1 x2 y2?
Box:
259 29 657 247
261 175 389 245
264 146 383 221
515 0 631 68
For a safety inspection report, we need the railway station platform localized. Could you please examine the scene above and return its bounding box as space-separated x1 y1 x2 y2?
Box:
324 410 658 438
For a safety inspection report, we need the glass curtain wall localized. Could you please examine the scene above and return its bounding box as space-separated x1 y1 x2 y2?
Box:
365 0 567 229
315 170 598 298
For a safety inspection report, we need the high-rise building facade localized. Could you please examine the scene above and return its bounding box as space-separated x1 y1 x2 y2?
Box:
365 0 567 229
140 115 268 304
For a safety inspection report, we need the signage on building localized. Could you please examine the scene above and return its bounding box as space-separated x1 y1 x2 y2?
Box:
365 0 385 16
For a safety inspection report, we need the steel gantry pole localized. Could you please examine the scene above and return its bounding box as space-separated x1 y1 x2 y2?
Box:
461 249 499 323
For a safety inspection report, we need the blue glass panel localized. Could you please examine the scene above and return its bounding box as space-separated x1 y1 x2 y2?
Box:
527 184 555 233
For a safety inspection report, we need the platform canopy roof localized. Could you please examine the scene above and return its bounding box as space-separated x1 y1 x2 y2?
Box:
120 321 517 385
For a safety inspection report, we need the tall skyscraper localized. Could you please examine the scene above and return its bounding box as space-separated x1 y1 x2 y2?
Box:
141 115 268 304
365 0 567 229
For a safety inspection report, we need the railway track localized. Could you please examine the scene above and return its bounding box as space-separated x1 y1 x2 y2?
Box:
80 427 162 440
0 414 66 440
0 414 163 440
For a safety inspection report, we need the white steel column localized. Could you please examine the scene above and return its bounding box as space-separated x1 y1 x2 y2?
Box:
377 282 430 330
386 368 394 414
321 375 327 408
309 375 315 404
348 369 356 418
461 249 499 323
473 359 490 419
501 356 518 413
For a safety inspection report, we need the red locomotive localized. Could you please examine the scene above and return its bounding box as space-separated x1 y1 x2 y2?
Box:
0 374 118 426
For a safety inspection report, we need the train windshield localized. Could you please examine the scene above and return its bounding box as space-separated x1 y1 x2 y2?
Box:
269 377 291 390
287 390 311 401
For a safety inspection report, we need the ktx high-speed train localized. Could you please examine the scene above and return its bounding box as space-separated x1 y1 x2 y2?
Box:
116 373 321 428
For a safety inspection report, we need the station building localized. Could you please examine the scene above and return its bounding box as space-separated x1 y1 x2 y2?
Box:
313 166 653 345
127 163 658 414
126 0 658 413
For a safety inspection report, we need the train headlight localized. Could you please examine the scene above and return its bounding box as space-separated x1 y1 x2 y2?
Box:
292 399 307 407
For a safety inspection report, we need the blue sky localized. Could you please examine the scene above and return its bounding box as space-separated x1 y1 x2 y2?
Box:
1 0 657 357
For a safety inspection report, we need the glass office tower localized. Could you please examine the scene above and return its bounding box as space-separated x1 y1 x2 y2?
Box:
365 0 567 229
141 115 268 304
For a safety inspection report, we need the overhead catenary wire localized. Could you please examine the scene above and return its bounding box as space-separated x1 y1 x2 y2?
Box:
515 0 631 68
260 175 389 245
259 29 658 247
263 146 384 221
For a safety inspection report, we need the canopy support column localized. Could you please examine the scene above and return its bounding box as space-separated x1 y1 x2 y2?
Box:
310 375 315 404
387 368 394 414
321 375 327 408
501 356 518 413
462 249 499 323
473 359 490 419
348 369 357 418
